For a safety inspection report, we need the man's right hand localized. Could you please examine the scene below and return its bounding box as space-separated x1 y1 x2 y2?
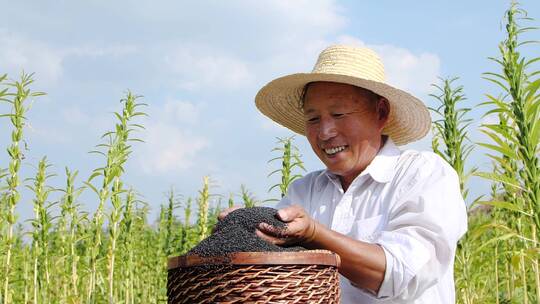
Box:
256 204 318 246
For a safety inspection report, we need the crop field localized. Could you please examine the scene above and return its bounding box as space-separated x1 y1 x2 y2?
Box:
0 3 539 304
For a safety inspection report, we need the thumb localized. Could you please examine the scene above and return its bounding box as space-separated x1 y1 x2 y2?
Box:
277 205 302 222
277 209 289 221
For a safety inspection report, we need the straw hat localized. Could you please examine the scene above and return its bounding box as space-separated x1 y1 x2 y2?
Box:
255 45 431 146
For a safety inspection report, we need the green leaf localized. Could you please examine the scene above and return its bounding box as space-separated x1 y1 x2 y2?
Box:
511 250 524 269
524 247 540 261
484 72 508 82
469 222 512 239
483 76 510 94
83 181 100 196
530 112 540 148
474 171 526 192
87 170 103 182
524 78 540 106
474 233 517 254
477 142 517 160
268 184 281 193
478 200 530 215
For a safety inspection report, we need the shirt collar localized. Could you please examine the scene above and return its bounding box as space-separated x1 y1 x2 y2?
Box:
320 137 401 187
363 137 401 183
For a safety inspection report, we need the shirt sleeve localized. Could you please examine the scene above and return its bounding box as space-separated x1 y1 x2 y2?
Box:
373 152 468 301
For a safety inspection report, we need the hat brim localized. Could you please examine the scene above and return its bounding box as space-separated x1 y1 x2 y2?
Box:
255 73 431 146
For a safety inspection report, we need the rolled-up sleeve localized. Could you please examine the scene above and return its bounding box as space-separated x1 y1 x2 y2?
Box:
373 153 468 300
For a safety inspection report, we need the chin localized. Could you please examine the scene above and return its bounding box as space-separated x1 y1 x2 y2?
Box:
326 167 346 176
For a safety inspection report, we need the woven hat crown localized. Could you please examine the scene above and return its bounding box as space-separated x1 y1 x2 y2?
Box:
312 46 385 82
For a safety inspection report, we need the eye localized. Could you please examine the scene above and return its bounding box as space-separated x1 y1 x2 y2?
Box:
332 112 346 118
306 116 320 124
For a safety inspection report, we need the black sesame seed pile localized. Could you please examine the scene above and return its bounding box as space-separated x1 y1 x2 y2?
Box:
188 207 305 257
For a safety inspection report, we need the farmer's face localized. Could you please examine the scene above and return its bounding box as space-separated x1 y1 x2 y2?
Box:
303 82 389 188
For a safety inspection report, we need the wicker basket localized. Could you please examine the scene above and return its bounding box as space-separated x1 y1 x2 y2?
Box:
167 250 341 304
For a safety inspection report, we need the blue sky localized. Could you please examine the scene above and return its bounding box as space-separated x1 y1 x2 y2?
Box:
1 0 539 221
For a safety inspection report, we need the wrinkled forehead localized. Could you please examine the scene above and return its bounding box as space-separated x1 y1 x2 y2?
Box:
300 81 378 110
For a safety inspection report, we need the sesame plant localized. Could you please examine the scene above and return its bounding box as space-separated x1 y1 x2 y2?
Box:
57 167 86 302
180 197 194 254
267 136 305 201
163 188 182 257
429 77 479 303
240 184 258 208
430 77 475 198
27 157 55 303
472 2 540 303
196 176 211 241
84 91 146 303
0 75 228 303
1 73 45 304
118 188 136 303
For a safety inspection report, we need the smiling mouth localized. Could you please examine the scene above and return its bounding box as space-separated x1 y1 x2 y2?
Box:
324 145 348 156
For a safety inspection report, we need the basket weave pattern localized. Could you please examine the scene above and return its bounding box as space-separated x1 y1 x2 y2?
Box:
167 263 340 303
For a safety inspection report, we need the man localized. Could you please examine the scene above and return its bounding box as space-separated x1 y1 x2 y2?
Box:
224 45 468 303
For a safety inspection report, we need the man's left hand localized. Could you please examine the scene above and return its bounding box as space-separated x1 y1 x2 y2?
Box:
256 204 318 247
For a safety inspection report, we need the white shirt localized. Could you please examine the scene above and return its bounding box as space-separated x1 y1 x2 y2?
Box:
277 138 467 304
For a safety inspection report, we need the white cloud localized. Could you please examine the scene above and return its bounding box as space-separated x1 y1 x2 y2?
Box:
65 45 138 57
0 29 139 87
164 46 253 90
0 1 347 93
374 45 440 95
160 99 201 125
135 0 347 91
336 35 365 47
129 0 345 49
26 121 70 144
25 105 113 147
0 29 63 85
137 121 209 174
61 106 92 125
136 99 209 174
246 0 346 47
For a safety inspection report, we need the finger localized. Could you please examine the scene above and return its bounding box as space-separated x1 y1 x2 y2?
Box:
256 229 299 247
277 204 304 222
256 229 287 246
258 222 287 238
280 220 304 235
218 206 241 220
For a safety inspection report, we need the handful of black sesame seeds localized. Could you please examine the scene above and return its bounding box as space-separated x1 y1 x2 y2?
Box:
188 207 305 257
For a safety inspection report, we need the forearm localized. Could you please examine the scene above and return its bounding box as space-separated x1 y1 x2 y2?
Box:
305 221 386 293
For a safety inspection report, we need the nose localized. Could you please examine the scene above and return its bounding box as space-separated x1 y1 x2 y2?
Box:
318 117 337 141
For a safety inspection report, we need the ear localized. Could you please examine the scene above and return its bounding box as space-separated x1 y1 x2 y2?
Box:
375 97 390 128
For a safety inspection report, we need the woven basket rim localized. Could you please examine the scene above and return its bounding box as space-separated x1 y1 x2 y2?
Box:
168 250 340 269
